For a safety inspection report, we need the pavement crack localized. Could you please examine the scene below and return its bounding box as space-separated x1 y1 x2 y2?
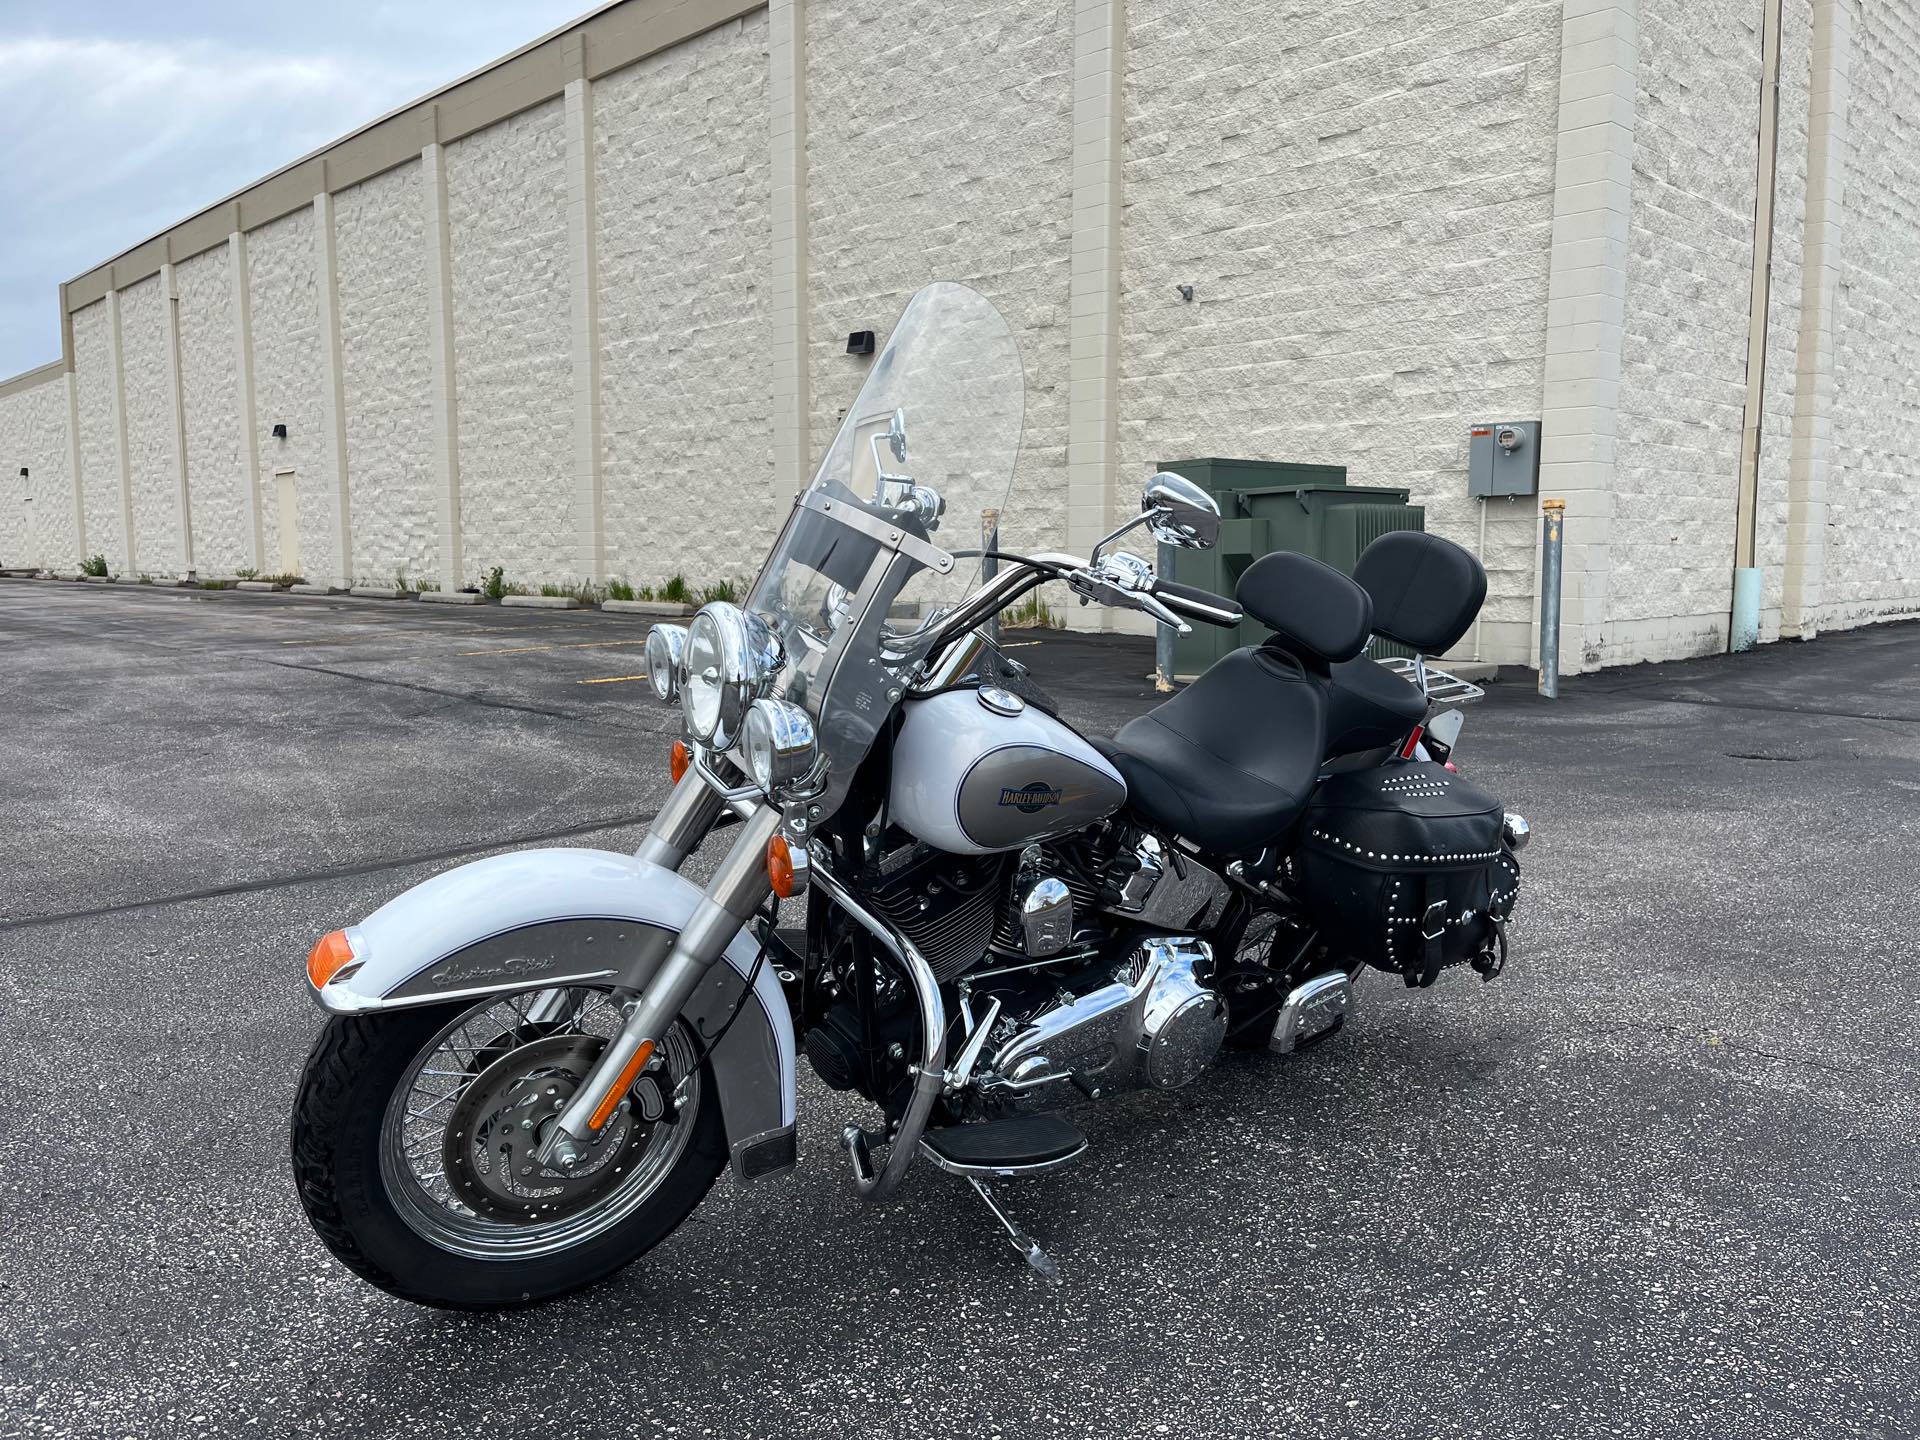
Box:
253 657 599 726
0 810 659 934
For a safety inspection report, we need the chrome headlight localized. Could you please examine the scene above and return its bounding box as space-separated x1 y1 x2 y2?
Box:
645 624 687 702
743 697 817 795
681 603 780 749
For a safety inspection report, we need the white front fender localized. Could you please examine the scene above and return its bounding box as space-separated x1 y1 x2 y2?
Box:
311 847 797 1182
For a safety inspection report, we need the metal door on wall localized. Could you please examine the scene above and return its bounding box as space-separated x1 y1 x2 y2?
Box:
274 469 299 577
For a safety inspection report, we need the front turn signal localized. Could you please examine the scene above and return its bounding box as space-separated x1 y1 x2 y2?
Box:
767 834 809 899
307 929 356 990
669 739 691 784
589 1039 656 1131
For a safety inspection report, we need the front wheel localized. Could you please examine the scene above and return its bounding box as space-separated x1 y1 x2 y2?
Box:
290 988 727 1309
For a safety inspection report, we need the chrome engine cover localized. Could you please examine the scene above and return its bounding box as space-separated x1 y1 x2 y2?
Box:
978 937 1225 1111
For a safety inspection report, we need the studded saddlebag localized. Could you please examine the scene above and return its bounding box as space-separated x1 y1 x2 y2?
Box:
1296 761 1519 987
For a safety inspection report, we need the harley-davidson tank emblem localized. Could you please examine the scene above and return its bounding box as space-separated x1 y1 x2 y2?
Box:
999 782 1064 814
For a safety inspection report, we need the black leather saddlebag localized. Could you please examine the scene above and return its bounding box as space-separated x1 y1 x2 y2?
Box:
1296 761 1519 986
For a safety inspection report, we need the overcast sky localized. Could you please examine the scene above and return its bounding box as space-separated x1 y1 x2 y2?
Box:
0 1 591 377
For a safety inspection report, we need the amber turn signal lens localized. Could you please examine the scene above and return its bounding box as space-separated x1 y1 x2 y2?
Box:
767 835 798 898
669 739 691 784
306 929 356 989
588 1039 656 1131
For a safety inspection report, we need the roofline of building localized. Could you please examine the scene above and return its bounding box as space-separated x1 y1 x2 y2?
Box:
2 0 761 390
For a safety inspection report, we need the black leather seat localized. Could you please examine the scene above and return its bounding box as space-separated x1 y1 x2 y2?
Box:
1095 647 1327 855
1100 552 1373 855
1324 656 1427 755
1322 532 1488 757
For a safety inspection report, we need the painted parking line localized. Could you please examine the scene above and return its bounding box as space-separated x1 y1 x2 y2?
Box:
576 674 650 686
457 639 648 657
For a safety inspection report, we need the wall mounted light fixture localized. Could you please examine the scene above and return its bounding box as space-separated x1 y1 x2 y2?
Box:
846 331 875 356
271 424 288 440
17 467 26 478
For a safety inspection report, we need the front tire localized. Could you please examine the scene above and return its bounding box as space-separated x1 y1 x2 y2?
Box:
290 994 727 1309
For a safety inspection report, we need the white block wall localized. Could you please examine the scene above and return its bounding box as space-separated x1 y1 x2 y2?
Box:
596 13 775 592
0 374 75 568
70 302 122 570
247 208 326 578
14 0 1920 668
1824 1 1920 628
448 99 576 587
1608 0 1762 659
175 245 248 577
1120 0 1565 662
119 275 182 575
336 160 438 587
804 0 1076 568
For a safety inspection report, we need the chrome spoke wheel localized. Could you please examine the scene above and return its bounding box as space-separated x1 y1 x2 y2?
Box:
377 988 701 1261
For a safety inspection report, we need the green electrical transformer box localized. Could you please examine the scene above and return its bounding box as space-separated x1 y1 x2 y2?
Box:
1155 458 1426 675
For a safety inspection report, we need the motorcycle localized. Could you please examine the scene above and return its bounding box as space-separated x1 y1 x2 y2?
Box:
291 282 1530 1307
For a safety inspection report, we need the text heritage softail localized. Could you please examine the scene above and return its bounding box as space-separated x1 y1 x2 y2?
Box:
291 283 1531 1307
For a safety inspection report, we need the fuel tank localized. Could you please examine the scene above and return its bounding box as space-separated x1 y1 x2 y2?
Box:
889 687 1126 856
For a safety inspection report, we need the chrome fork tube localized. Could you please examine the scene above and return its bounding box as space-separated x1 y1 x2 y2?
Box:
635 767 727 871
545 803 781 1157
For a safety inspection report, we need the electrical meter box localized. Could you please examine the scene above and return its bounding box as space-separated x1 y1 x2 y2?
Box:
1468 420 1540 497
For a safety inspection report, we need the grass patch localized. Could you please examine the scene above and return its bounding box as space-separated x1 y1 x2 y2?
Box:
1001 593 1061 630
80 554 108 577
605 579 636 602
198 579 236 591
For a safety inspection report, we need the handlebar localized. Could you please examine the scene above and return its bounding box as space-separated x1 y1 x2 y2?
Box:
1149 577 1242 628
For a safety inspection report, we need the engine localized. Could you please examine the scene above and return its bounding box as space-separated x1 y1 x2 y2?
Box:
972 937 1227 1112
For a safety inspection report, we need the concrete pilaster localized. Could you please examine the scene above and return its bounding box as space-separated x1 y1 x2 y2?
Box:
1067 0 1126 622
564 71 605 583
63 370 86 564
421 142 464 589
768 0 811 495
1534 0 1639 675
1783 0 1853 640
312 192 354 587
160 262 194 574
105 288 137 574
228 230 266 572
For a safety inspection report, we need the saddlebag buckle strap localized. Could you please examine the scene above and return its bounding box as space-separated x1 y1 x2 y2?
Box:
1410 885 1447 989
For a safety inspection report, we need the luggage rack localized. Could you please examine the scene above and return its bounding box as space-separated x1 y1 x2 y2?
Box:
1379 654 1485 705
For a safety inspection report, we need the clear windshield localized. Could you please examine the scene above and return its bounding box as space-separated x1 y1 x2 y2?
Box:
743 283 1025 812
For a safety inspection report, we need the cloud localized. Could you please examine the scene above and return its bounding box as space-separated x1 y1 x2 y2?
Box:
0 10 580 375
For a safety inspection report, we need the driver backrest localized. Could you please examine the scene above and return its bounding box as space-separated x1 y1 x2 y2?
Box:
1234 551 1373 671
1353 531 1486 656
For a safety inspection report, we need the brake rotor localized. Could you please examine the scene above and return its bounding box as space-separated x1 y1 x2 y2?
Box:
441 1033 666 1222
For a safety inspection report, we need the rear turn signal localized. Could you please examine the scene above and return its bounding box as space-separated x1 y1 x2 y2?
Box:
669 739 691 784
306 929 355 990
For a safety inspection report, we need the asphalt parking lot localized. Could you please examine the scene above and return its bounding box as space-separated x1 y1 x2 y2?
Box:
2 578 1915 1439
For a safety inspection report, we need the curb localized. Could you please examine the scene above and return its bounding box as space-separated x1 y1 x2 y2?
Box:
420 591 488 605
289 583 346 596
349 586 418 600
236 580 290 592
501 594 581 610
601 600 695 617
82 575 117 584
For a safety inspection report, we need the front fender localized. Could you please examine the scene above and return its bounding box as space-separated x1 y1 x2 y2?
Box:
311 847 796 1183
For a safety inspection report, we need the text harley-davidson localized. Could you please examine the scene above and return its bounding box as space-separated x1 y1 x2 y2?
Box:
291 283 1530 1307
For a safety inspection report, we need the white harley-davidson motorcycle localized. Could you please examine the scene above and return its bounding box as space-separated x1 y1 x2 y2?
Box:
292 283 1529 1307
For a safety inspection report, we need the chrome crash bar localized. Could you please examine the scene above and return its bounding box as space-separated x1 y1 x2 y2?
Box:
812 856 947 1203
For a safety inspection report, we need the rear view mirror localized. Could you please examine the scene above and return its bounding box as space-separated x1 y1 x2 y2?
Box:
1142 472 1220 550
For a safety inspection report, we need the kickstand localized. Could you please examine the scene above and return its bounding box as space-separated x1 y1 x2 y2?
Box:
966 1176 1061 1284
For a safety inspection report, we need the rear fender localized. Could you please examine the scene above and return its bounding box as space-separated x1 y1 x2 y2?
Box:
310 847 796 1183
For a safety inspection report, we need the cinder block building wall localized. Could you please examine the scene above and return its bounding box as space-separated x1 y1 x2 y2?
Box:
1 0 1915 675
